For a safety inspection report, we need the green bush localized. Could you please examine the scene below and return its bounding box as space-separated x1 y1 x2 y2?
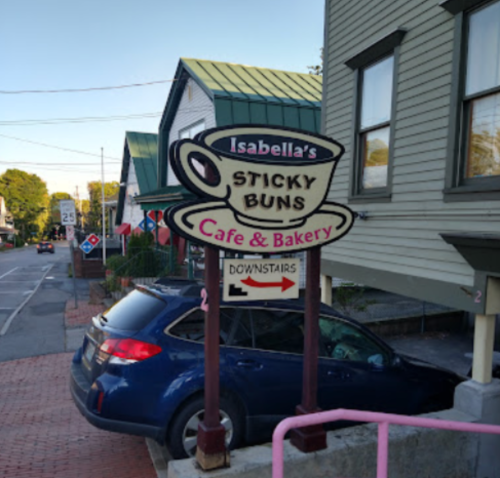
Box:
12 236 25 248
105 275 121 292
126 232 154 256
105 254 128 272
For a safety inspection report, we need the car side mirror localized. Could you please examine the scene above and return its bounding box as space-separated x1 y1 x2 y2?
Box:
392 354 402 368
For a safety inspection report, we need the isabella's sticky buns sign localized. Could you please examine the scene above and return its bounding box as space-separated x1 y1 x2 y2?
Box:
166 125 355 254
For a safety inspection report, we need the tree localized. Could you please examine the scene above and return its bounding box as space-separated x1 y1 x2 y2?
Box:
49 192 73 224
307 48 323 76
87 181 119 231
0 169 50 241
467 127 500 178
79 198 90 229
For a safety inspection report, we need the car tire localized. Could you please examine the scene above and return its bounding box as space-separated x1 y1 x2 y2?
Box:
420 394 449 413
167 395 244 459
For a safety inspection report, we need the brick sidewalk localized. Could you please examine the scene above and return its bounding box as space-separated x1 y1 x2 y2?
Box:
64 300 106 328
0 353 156 478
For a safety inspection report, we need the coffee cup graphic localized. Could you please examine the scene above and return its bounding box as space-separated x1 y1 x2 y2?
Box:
170 126 344 229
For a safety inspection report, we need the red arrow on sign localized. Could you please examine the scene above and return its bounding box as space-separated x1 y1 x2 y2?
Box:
241 276 295 292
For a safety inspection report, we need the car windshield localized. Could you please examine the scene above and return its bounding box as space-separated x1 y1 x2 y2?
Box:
101 289 166 331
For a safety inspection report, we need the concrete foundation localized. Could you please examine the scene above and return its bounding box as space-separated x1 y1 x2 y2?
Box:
168 409 477 478
454 379 500 478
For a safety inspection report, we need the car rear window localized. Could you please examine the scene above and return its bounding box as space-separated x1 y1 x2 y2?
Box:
101 289 166 330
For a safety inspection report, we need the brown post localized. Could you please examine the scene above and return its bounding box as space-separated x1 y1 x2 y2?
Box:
196 246 228 469
154 211 159 249
196 163 228 470
290 246 327 452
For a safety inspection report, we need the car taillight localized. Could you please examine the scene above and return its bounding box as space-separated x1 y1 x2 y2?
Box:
37 245 40 248
49 244 53 248
100 338 162 361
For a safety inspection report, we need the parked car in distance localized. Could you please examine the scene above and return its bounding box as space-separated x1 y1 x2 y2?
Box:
37 241 54 254
70 280 464 459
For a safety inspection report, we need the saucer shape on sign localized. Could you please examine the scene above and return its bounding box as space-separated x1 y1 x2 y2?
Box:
167 200 355 254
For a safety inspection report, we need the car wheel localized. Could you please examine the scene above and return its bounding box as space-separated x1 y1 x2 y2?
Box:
420 394 449 413
167 395 244 459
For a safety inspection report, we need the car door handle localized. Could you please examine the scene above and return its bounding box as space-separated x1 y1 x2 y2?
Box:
327 369 349 379
236 359 262 370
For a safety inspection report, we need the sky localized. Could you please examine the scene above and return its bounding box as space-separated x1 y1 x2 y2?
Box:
0 0 325 199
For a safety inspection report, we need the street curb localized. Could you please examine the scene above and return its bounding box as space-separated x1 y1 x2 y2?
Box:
146 438 171 478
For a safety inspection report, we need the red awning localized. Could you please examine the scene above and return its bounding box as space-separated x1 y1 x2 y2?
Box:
115 223 131 235
152 227 170 245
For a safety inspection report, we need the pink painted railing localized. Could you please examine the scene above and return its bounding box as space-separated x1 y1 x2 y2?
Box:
272 408 500 478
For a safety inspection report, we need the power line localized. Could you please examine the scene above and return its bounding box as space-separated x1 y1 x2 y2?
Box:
0 134 122 161
0 112 162 126
0 106 212 126
0 79 175 94
0 164 119 174
0 160 121 166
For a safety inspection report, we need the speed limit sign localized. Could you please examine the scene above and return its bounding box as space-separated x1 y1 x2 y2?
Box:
60 200 76 225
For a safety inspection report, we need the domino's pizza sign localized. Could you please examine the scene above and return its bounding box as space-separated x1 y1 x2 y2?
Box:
79 233 100 254
138 216 156 232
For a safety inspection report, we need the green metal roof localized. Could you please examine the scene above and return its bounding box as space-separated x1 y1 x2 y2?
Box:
181 58 322 132
157 58 323 190
127 131 158 194
115 132 158 225
135 185 195 212
181 58 322 105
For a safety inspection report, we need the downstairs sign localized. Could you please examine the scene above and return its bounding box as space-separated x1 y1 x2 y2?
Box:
223 258 300 302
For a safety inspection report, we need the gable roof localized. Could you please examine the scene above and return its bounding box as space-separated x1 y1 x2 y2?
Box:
127 131 158 193
160 58 322 134
116 132 158 225
156 58 323 190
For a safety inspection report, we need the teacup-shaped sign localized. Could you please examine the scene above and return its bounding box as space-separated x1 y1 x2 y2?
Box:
170 125 344 230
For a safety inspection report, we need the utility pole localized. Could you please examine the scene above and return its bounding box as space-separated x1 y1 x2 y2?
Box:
75 185 83 229
101 147 107 266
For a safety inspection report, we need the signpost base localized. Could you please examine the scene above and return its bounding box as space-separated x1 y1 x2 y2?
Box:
290 405 327 453
196 423 230 470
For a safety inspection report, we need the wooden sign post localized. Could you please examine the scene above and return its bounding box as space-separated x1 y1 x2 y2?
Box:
166 125 354 469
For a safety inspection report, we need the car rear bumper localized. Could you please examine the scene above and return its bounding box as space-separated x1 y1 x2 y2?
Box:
70 361 164 442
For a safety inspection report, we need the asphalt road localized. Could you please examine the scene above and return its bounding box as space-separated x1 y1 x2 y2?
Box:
0 241 87 362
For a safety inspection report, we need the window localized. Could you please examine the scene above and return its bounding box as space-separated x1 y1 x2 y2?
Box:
179 121 205 140
318 316 389 365
345 29 405 202
248 309 304 355
444 0 500 200
102 289 166 331
359 57 393 191
168 307 235 344
168 121 206 186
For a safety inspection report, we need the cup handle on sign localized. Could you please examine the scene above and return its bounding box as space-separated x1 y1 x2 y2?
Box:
175 141 227 199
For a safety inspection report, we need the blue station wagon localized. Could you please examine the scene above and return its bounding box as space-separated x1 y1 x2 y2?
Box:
70 280 463 458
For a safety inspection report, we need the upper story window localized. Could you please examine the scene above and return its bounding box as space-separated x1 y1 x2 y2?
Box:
345 28 405 203
359 56 394 191
442 0 500 200
168 121 206 186
179 120 205 140
464 2 500 180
